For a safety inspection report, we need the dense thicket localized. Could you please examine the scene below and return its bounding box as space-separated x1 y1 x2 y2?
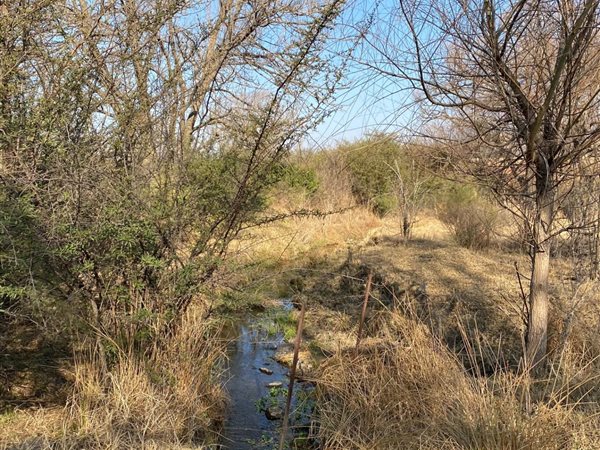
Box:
0 0 347 350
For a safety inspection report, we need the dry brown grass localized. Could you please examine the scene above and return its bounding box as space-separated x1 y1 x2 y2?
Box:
316 310 600 450
0 408 65 449
63 309 225 449
230 206 384 265
0 308 225 449
286 219 530 369
409 212 452 241
264 211 600 449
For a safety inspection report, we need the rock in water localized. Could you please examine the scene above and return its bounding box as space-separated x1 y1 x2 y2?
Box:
267 381 283 388
265 406 283 420
259 367 273 375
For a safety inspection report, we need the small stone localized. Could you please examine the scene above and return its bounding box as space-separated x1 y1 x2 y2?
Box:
267 381 283 388
259 367 273 375
265 406 283 420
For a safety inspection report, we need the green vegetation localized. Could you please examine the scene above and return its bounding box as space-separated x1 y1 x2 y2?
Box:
338 134 402 215
0 0 346 447
256 307 298 341
256 385 288 413
280 163 320 196
2 1 600 449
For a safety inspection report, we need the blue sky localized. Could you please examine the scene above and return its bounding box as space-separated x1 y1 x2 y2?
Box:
305 0 418 149
307 71 417 148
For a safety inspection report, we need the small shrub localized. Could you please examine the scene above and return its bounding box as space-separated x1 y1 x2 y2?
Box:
280 164 320 195
438 184 499 249
372 193 397 217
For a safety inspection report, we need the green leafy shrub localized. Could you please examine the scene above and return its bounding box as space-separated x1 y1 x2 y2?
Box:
280 163 320 195
338 134 402 215
372 193 397 217
0 186 56 309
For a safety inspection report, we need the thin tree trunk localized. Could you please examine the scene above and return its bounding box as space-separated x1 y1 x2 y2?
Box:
402 209 412 240
593 197 600 279
526 184 553 371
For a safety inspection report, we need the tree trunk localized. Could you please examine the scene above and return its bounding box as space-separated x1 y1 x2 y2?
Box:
592 196 600 279
526 183 554 371
402 209 412 240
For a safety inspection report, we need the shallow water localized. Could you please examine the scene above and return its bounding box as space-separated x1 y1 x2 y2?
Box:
220 300 313 450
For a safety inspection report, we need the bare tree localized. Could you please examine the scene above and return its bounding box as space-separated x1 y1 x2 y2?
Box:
562 155 600 279
363 0 600 370
388 158 430 241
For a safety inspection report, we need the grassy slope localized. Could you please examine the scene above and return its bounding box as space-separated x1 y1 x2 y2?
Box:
238 210 600 449
255 213 576 360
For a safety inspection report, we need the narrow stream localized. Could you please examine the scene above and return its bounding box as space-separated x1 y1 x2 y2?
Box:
220 299 314 450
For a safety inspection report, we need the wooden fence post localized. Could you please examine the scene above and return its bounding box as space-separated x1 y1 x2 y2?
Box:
355 271 373 356
279 299 306 450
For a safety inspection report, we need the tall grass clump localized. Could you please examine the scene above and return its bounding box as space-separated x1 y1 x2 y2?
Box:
315 310 599 450
63 309 225 449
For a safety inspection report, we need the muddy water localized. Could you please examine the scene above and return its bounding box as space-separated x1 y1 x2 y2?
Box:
220 300 313 450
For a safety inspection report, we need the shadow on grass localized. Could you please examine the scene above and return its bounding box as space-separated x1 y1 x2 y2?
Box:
0 318 70 413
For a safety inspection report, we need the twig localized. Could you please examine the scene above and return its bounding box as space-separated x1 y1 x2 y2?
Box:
514 261 529 330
